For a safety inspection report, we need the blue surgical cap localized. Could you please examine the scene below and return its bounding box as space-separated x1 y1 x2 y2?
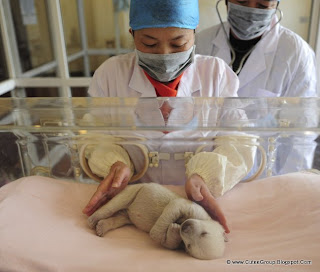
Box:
129 0 199 30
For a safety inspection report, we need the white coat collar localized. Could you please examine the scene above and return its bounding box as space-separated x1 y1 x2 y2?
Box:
129 53 157 97
177 58 202 97
211 18 280 89
129 52 201 97
211 22 232 64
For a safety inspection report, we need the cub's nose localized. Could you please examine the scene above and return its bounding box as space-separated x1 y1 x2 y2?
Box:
181 221 193 233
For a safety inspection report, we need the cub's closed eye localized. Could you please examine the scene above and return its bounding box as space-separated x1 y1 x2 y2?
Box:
201 232 208 237
187 244 191 249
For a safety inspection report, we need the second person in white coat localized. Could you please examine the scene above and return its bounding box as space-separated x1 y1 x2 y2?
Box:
196 0 318 176
196 0 317 97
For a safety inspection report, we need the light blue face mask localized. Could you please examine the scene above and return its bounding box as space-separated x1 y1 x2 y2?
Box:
136 46 195 83
228 3 277 40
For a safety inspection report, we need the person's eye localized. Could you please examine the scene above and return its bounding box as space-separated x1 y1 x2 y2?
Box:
171 43 187 48
142 43 157 48
257 4 269 9
237 0 248 5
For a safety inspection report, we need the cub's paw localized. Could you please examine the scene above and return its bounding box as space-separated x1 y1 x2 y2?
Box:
96 220 108 237
88 216 98 229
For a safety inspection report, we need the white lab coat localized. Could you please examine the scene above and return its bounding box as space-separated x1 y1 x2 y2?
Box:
86 52 258 197
195 19 317 97
88 52 239 98
196 19 318 175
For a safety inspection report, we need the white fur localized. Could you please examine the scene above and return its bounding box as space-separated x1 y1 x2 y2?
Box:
88 183 226 260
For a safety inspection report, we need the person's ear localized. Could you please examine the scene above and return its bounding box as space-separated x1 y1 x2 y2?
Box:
129 28 134 37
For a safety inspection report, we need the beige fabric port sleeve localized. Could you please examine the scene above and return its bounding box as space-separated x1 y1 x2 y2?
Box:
85 144 134 180
186 137 257 198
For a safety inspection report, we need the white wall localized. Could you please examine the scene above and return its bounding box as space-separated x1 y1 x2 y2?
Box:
198 0 227 33
280 0 313 42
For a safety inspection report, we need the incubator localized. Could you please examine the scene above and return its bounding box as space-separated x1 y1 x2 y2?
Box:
0 97 319 188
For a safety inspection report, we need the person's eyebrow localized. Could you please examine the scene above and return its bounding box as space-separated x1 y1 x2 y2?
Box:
171 35 185 41
142 34 158 40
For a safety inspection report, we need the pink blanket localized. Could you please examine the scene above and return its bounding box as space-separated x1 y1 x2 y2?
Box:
0 172 319 272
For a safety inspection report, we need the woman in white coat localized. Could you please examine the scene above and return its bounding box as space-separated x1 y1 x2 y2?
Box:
83 0 258 233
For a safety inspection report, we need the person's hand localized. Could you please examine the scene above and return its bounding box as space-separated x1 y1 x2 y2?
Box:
185 174 230 233
82 161 133 216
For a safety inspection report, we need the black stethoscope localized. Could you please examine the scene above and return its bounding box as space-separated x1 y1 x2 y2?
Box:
215 0 283 75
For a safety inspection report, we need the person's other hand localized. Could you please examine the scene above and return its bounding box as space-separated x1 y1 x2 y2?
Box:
185 174 230 233
82 161 132 216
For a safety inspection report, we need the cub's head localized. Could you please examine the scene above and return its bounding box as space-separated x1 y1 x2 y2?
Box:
180 219 226 260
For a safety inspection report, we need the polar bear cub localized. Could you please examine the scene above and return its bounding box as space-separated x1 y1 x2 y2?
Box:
88 183 226 260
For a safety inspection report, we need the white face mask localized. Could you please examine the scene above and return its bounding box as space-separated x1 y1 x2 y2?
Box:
228 3 276 40
136 46 195 83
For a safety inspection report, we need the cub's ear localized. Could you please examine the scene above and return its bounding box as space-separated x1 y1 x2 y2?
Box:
223 232 229 242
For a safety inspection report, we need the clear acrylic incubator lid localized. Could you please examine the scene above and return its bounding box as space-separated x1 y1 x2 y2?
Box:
0 97 319 186
0 97 319 131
